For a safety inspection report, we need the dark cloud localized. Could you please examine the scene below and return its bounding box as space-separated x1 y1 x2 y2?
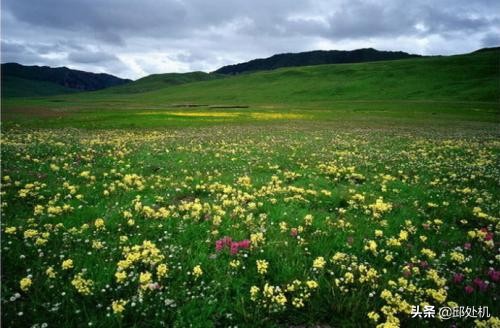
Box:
67 51 120 65
1 0 499 79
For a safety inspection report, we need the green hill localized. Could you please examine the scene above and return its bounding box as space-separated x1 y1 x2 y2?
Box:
1 63 131 97
114 49 499 105
1 75 79 98
104 71 223 94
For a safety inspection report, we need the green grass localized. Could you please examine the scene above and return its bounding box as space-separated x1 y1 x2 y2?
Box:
102 71 225 94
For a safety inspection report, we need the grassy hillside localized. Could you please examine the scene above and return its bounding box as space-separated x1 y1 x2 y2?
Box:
1 76 79 98
1 63 131 96
2 49 498 128
131 49 499 104
104 71 224 94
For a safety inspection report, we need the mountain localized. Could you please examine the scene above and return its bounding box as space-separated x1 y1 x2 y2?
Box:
1 63 131 97
213 48 421 75
105 71 223 94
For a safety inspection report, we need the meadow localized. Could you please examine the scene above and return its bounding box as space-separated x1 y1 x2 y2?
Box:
1 50 499 328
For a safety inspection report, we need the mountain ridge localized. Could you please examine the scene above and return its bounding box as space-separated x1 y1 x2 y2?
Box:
1 62 131 97
213 48 421 75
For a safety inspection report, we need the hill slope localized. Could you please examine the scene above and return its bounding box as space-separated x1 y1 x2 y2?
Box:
122 49 498 105
213 48 420 75
105 71 223 94
1 63 131 97
1 76 79 98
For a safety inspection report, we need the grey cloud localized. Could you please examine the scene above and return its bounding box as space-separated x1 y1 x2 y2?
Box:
67 51 120 64
1 0 499 79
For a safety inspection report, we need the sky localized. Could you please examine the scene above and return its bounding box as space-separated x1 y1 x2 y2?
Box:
1 0 499 80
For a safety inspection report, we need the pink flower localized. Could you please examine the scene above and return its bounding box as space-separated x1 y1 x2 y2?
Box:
238 240 251 249
488 270 500 282
290 228 298 237
215 240 224 252
463 243 471 250
230 243 239 255
223 236 233 246
419 261 429 269
465 285 474 294
473 278 488 292
453 273 464 284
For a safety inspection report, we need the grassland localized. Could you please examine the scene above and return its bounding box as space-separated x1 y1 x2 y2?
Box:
1 50 499 327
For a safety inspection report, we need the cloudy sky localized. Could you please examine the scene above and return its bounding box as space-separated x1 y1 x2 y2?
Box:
1 0 499 79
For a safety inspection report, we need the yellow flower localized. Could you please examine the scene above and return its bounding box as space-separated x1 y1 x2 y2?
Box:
304 214 313 226
139 271 152 285
250 286 259 300
115 271 127 283
94 218 105 229
5 226 17 234
192 265 203 278
450 251 465 263
71 273 93 295
156 263 169 278
274 293 287 306
62 259 74 270
365 240 378 254
421 248 436 259
256 260 268 275
46 266 56 278
306 280 318 289
20 277 32 291
313 256 326 269
368 311 380 322
112 299 128 314
229 259 241 269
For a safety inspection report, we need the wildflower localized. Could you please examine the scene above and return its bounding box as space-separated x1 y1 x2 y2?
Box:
229 259 241 268
20 277 32 291
364 240 378 255
368 311 380 322
250 286 259 300
112 299 128 314
256 260 268 275
453 273 464 284
313 256 326 269
62 259 74 270
306 280 318 289
420 248 436 260
46 267 56 278
450 251 465 263
304 214 313 226
71 273 93 295
94 218 105 229
139 271 152 285
5 227 17 234
115 271 127 283
192 265 203 278
156 263 169 278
